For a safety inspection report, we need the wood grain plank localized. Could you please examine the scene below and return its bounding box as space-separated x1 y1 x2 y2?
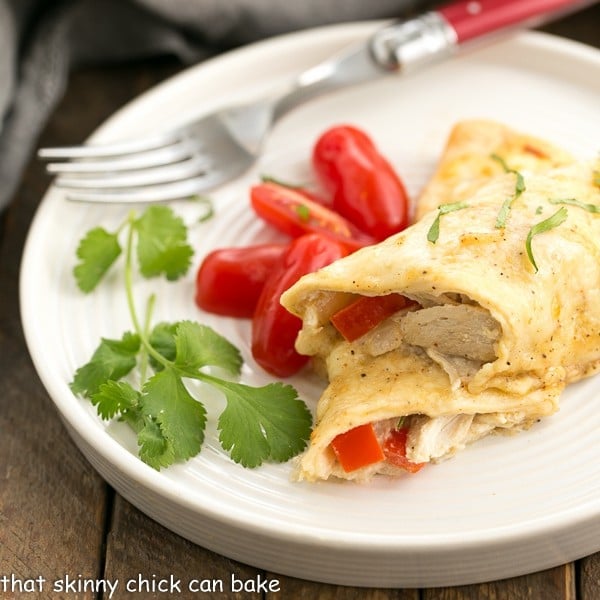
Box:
0 96 109 600
579 553 600 600
423 564 575 600
0 346 108 599
103 495 262 599
267 576 419 599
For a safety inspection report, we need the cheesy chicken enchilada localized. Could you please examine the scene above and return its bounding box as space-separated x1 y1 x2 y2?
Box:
281 122 600 482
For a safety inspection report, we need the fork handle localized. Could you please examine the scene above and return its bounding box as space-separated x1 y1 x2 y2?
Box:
370 0 596 72
437 0 594 44
275 0 592 120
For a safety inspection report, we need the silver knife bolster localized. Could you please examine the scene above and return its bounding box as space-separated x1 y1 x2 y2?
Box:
369 12 458 73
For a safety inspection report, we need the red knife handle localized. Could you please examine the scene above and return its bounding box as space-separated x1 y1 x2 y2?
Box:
438 0 592 44
368 0 594 72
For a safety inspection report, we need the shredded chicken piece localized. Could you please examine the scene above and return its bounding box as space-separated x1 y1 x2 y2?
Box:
399 304 500 362
406 414 475 463
425 349 482 388
405 412 529 463
359 310 411 356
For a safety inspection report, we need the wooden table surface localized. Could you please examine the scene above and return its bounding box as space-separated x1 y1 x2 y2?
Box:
1 5 599 599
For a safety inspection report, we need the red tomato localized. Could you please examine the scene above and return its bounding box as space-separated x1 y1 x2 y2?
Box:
330 423 385 472
382 428 425 474
312 125 410 240
195 244 287 318
250 181 375 252
260 176 333 207
251 234 349 377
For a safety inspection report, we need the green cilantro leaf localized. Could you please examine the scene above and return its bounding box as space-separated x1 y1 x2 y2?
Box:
526 207 568 272
135 205 193 280
148 321 242 377
148 322 179 370
495 196 514 229
216 380 312 468
491 154 526 228
260 174 305 189
190 195 215 223
173 321 242 377
91 379 140 420
140 368 206 462
71 332 140 397
514 171 526 196
549 197 600 213
295 204 311 222
427 202 469 243
138 419 176 469
73 227 121 292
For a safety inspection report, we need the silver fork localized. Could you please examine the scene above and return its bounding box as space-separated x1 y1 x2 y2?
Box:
39 0 589 203
39 17 443 204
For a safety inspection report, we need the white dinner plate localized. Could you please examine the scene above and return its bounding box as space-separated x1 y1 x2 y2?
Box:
20 23 600 587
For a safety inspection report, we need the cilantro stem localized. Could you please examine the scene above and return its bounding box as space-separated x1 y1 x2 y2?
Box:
139 294 157 384
124 212 143 335
123 213 173 371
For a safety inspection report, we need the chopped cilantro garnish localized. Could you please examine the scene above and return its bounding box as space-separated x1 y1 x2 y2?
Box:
296 203 311 222
71 205 312 470
491 153 526 228
525 207 568 272
260 174 305 189
549 197 600 214
495 196 514 229
191 195 215 223
427 202 469 243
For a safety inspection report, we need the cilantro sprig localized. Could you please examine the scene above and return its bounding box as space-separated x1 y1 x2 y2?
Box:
71 205 312 470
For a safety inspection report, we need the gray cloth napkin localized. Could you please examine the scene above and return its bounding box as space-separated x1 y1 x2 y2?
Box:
0 0 430 211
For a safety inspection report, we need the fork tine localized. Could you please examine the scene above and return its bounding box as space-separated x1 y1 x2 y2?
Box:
60 174 229 203
53 156 211 189
38 130 182 159
44 142 195 174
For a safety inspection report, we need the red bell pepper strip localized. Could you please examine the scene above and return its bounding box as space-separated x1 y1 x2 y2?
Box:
330 423 385 472
330 293 415 342
382 427 426 474
251 233 349 377
331 424 425 474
